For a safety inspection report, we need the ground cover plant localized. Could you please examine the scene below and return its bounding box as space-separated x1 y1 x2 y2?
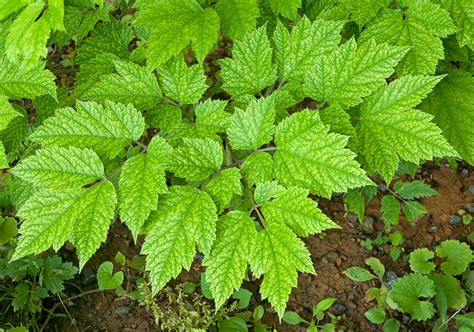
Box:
0 0 473 330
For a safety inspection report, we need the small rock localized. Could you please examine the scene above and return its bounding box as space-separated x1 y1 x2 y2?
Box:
384 271 398 289
378 183 388 192
332 303 348 315
81 267 96 286
115 306 130 316
347 212 358 224
461 168 469 177
449 214 462 226
428 226 439 233
361 216 375 234
466 203 474 214
468 184 474 196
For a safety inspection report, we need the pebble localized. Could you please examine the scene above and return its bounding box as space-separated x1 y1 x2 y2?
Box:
461 168 469 177
469 184 474 196
449 214 462 226
466 203 474 214
361 216 374 234
115 306 130 316
384 271 398 289
378 183 388 192
428 226 439 233
347 212 358 224
81 267 96 286
332 303 348 315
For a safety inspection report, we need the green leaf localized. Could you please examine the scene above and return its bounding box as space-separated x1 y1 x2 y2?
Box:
365 308 386 324
359 3 455 75
409 248 435 274
344 267 376 282
365 257 385 279
220 25 277 97
338 0 391 26
219 316 248 332
435 240 473 275
0 0 29 21
195 99 231 134
254 181 286 204
437 0 474 50
0 96 21 131
12 283 48 313
313 297 336 315
82 60 162 110
12 147 104 190
0 58 57 100
158 56 207 105
402 201 427 223
4 1 51 66
0 142 8 169
250 223 314 319
40 256 78 293
274 110 372 198
30 101 145 159
381 195 400 226
97 261 124 290
205 168 242 213
344 190 365 221
216 0 259 39
240 152 273 185
13 181 117 269
357 75 457 182
0 217 18 246
142 186 217 294
393 181 438 200
282 311 307 325
419 70 474 164
228 97 275 150
71 181 117 268
430 273 467 310
273 17 343 82
269 0 301 19
383 318 401 332
261 186 339 237
169 138 223 181
305 39 409 108
388 273 435 321
203 211 257 309
232 288 253 309
135 0 220 67
119 136 172 240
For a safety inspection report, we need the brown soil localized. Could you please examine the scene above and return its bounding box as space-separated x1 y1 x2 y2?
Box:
47 163 473 332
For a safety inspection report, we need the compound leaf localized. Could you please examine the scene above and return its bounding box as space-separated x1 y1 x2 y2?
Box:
216 0 259 39
205 167 242 213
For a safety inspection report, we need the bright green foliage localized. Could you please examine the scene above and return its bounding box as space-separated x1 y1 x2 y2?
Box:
158 56 207 105
30 101 145 158
360 2 455 75
344 190 365 221
168 138 223 181
357 75 458 182
435 240 473 275
240 152 273 185
420 70 474 164
305 39 409 108
0 96 21 130
273 17 343 82
269 0 301 20
388 273 436 321
250 223 314 318
393 181 438 199
97 261 124 290
203 211 257 309
338 0 391 26
83 60 162 110
216 0 259 39
0 142 7 169
227 97 275 150
254 181 285 204
0 58 57 99
72 181 117 268
437 0 474 49
119 137 172 240
220 26 277 97
142 186 217 293
409 248 436 274
195 99 231 133
261 186 339 236
134 0 220 67
205 168 242 213
402 201 428 223
12 147 104 190
274 110 372 198
429 273 467 310
381 195 400 226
